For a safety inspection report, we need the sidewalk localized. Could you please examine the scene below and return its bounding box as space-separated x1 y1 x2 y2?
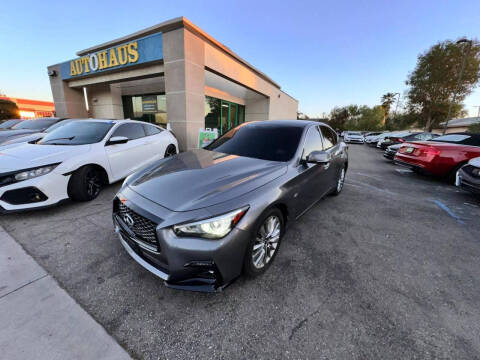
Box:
0 226 131 360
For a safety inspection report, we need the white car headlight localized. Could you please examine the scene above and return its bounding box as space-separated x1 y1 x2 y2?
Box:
14 163 60 182
173 206 249 239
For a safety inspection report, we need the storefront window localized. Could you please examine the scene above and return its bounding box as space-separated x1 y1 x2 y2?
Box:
123 94 167 126
204 96 245 135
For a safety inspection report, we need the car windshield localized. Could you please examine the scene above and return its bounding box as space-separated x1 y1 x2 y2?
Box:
45 120 72 133
0 120 21 129
38 121 114 145
433 134 480 146
12 119 57 130
205 123 304 162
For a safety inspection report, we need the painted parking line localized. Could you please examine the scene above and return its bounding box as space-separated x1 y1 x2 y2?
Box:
431 200 465 225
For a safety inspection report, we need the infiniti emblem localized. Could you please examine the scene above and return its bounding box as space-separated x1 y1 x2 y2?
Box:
123 214 135 227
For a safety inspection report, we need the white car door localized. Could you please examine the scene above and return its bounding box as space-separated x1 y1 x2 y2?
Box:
142 124 169 162
105 123 149 181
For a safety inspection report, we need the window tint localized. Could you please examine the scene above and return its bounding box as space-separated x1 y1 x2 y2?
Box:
205 123 304 162
320 126 337 149
302 127 323 160
0 120 22 129
144 124 162 136
111 123 146 140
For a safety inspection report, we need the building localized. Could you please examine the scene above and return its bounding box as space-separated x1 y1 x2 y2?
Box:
438 117 480 133
47 17 298 150
0 96 55 118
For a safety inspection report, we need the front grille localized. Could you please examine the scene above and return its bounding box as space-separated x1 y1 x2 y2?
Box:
117 202 159 247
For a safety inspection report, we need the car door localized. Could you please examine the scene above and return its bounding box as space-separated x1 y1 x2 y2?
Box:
293 126 331 217
142 124 167 162
104 123 148 180
319 125 341 189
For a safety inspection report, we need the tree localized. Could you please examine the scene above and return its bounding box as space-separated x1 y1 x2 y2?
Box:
406 39 480 131
381 92 397 125
328 106 350 130
0 99 19 120
468 122 480 133
355 105 385 131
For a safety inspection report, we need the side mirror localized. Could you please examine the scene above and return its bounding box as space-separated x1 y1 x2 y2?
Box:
106 136 129 146
307 150 330 164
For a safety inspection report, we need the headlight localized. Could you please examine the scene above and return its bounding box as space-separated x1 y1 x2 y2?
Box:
173 206 249 239
472 168 480 177
14 163 60 182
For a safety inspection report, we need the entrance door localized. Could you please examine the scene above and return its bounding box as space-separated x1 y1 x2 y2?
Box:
219 100 240 135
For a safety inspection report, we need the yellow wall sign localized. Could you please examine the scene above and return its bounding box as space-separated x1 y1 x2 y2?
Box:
69 41 139 77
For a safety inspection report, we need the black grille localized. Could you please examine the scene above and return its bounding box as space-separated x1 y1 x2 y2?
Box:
117 202 158 247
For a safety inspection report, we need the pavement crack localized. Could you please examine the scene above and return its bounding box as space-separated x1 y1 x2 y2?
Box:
0 274 48 300
289 308 321 340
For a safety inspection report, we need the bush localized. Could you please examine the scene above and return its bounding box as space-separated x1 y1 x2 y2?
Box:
468 123 480 134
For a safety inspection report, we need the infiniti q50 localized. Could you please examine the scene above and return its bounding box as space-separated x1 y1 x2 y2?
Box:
113 120 348 291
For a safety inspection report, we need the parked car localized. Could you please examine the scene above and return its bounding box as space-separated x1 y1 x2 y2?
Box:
364 131 384 145
0 119 178 213
456 157 480 195
0 119 75 150
383 132 440 158
0 118 65 145
344 131 364 144
377 131 410 149
113 120 348 291
394 133 480 183
0 119 24 129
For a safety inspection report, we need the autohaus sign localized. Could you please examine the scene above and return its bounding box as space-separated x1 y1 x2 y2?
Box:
59 33 163 80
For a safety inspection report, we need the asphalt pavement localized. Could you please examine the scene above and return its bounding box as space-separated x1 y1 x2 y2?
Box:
1 144 479 359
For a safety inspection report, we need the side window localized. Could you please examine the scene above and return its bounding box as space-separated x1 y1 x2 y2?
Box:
144 124 162 136
111 123 146 140
302 127 323 161
320 126 337 149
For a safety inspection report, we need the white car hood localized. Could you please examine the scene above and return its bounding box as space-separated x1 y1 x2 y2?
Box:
469 157 480 168
0 143 91 172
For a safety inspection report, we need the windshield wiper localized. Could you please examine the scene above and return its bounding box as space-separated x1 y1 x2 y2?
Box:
41 136 75 144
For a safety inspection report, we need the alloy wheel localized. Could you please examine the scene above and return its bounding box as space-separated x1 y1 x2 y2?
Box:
85 170 101 198
165 145 176 157
252 215 281 269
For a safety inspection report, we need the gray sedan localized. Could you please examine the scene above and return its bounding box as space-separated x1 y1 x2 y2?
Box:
113 120 348 291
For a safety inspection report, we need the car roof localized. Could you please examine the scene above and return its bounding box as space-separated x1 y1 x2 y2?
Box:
240 120 326 129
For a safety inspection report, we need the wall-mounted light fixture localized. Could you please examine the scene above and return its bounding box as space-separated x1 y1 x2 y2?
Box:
47 69 57 77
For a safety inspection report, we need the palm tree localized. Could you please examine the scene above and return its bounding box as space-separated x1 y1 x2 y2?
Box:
381 93 397 125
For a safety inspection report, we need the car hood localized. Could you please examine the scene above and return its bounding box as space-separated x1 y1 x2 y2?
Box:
127 148 287 212
0 143 90 171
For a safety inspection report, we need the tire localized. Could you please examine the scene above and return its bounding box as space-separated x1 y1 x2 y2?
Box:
330 165 346 196
446 162 466 185
164 144 177 157
67 165 103 202
243 207 284 277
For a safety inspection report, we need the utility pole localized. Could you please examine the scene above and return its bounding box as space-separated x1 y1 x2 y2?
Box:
443 38 473 134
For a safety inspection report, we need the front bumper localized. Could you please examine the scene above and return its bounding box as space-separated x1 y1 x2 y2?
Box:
383 149 396 160
113 187 252 292
345 138 364 144
0 171 70 212
456 166 480 195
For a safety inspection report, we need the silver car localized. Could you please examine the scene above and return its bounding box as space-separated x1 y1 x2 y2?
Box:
113 120 348 291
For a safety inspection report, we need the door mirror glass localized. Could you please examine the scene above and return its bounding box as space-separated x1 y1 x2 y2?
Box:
106 136 129 146
307 150 330 164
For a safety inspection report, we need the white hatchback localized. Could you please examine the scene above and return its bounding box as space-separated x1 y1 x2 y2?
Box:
0 119 178 212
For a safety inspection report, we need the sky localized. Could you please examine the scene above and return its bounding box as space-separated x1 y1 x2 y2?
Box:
1 0 480 117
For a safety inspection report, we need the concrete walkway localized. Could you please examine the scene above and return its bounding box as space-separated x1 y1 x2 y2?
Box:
0 226 131 360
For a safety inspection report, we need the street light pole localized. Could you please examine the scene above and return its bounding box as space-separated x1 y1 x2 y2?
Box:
443 38 473 135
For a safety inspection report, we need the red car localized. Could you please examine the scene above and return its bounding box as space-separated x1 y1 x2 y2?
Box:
394 133 480 183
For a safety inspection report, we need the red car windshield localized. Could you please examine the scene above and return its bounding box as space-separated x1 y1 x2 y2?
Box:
433 134 480 146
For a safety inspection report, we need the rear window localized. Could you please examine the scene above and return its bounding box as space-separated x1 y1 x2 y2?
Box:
12 119 58 130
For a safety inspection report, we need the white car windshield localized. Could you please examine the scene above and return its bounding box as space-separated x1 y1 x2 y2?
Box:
38 121 114 145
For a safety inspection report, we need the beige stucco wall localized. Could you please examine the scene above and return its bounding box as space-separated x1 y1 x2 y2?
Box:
87 83 124 119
